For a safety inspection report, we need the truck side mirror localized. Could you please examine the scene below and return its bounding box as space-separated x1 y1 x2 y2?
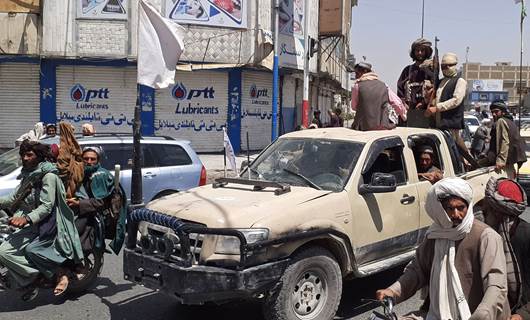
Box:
358 172 397 195
240 160 249 172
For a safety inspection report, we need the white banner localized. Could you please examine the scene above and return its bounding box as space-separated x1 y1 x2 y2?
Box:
78 0 128 20
472 79 504 92
165 0 247 29
278 0 304 69
138 0 185 89
223 127 238 173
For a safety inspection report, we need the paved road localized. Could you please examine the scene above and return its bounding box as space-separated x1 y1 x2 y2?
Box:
1 209 527 320
0 251 420 320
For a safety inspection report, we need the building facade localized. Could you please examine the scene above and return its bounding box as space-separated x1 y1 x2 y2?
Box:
0 0 354 151
463 62 530 111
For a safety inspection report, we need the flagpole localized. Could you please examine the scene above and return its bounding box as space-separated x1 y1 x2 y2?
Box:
131 86 143 206
224 146 227 178
246 132 250 180
271 0 280 141
131 0 143 207
302 0 310 128
518 0 525 128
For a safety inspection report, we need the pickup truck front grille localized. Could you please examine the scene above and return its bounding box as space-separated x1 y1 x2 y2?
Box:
128 208 251 268
141 227 204 264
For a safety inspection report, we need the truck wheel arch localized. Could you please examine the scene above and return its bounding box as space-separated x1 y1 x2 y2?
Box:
290 236 354 277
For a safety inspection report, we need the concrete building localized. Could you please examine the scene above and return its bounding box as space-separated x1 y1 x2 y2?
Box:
0 0 355 152
462 62 530 112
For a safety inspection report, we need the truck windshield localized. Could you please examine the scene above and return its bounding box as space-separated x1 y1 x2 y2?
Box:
246 138 364 192
0 147 21 176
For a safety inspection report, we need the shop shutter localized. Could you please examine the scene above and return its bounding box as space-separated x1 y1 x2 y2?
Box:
0 63 40 149
241 71 273 151
155 71 228 152
56 65 137 134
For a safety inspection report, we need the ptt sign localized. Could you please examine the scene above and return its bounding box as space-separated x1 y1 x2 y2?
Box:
172 83 215 100
250 84 268 99
71 84 110 102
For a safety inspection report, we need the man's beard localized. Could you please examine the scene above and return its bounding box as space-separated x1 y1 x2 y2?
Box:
415 55 426 63
22 161 37 170
452 218 463 227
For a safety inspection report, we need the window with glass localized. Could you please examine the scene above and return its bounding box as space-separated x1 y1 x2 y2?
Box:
147 144 192 167
244 138 364 192
0 147 21 176
362 146 408 185
89 144 156 170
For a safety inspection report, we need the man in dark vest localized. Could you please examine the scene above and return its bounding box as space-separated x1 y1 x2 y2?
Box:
351 62 406 131
480 101 526 178
397 38 435 128
425 52 469 153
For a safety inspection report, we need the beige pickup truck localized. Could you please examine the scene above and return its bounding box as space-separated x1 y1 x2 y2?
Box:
123 127 501 320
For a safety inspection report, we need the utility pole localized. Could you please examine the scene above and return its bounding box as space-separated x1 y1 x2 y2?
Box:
302 0 310 127
271 0 280 140
518 0 525 125
421 0 425 37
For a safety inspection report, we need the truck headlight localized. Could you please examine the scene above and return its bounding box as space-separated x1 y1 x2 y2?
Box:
214 228 269 255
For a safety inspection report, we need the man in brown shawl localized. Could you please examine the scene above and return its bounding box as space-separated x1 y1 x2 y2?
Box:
56 122 84 199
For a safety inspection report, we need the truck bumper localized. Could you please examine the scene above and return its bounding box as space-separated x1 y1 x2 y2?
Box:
123 248 290 304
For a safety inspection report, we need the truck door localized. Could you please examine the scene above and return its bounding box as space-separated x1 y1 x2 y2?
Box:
351 137 421 265
407 133 448 241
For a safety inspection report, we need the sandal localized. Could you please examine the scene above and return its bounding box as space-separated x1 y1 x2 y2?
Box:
20 286 39 302
53 274 69 297
75 264 88 281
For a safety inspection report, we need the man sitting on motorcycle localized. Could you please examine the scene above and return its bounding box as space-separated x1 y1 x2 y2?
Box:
66 146 127 277
0 140 84 300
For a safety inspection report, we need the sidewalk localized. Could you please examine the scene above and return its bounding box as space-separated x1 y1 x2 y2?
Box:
198 152 261 183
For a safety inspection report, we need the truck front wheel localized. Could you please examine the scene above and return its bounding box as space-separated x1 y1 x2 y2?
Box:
263 246 342 320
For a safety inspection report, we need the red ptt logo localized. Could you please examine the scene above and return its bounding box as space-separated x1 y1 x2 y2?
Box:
172 82 215 100
70 84 109 102
250 84 268 98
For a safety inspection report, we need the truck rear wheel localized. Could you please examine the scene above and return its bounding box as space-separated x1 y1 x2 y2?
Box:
263 246 342 320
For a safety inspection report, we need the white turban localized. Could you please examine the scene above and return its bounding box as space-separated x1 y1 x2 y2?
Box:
424 177 474 320
441 52 458 65
425 177 474 240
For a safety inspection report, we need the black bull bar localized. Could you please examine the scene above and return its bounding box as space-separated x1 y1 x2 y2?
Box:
126 208 353 269
126 208 251 268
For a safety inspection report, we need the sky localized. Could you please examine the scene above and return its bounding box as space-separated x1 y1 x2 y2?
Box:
350 0 529 90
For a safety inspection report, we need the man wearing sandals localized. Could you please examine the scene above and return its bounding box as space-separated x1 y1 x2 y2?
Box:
66 146 127 276
0 140 83 300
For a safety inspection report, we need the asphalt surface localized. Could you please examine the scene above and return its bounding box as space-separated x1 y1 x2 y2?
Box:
0 253 420 320
0 207 527 320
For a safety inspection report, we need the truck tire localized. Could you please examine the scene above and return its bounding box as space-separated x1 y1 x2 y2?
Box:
263 246 342 320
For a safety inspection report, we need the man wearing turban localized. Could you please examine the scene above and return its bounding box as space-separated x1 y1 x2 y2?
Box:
425 53 469 156
397 38 435 128
376 178 510 320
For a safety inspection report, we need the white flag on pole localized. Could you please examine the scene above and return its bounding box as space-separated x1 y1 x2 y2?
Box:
223 128 238 174
137 0 185 89
515 0 522 4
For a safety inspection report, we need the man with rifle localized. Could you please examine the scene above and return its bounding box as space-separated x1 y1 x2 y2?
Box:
425 52 472 164
397 38 436 128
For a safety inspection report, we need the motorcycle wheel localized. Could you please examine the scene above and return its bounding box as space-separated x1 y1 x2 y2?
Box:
67 247 104 294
